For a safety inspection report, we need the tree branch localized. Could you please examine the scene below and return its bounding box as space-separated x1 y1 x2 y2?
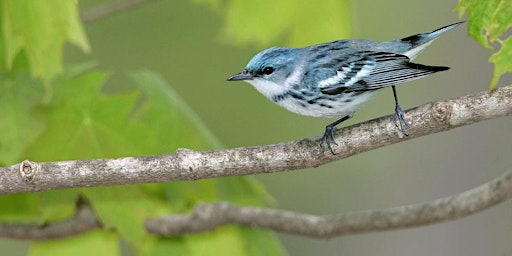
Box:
145 167 512 237
0 202 100 239
0 85 511 195
0 86 511 240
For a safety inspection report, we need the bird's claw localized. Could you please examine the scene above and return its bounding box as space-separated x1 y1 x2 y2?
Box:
321 125 338 154
394 104 410 135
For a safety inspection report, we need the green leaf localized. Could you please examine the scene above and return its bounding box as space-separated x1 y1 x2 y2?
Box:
29 230 118 256
0 75 44 165
37 189 81 223
1 0 90 81
194 0 352 47
164 180 219 213
242 228 287 256
129 70 222 150
216 177 275 206
82 186 170 255
457 0 512 48
0 194 39 222
457 0 512 89
184 226 247 256
149 227 248 256
489 37 512 87
27 70 144 160
148 237 190 256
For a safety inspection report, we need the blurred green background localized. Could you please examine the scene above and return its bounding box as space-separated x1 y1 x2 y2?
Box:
3 0 512 255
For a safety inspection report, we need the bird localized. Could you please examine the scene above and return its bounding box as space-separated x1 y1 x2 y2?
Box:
227 22 463 154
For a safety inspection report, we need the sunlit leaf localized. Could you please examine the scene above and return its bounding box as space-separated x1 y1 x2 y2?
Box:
26 71 144 160
38 189 80 223
243 228 286 256
457 0 512 89
1 0 90 81
83 186 170 255
489 37 512 87
0 75 44 165
185 226 247 256
129 70 222 151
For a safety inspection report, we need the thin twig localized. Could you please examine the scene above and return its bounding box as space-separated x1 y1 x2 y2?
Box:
81 0 156 23
145 168 512 237
0 202 100 239
0 85 511 195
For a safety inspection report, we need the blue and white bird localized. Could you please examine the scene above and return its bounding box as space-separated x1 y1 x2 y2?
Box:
228 22 463 153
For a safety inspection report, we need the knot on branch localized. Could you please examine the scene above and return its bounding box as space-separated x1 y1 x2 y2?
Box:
19 160 37 183
432 102 452 125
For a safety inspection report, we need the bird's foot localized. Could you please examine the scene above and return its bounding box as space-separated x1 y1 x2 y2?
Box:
321 124 338 154
394 104 410 135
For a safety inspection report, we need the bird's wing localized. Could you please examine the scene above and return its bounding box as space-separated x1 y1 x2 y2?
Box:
304 51 448 95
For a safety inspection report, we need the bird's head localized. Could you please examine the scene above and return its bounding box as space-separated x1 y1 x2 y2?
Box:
227 47 300 88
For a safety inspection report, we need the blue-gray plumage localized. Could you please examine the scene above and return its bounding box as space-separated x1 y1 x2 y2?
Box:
228 22 463 154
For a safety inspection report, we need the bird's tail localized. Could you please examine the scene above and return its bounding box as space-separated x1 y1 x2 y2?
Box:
391 21 465 59
427 21 466 40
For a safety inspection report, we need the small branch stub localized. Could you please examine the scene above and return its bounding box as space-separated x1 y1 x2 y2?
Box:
19 160 36 183
432 101 452 124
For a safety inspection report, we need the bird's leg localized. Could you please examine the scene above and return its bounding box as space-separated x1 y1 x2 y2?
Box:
392 85 409 135
321 114 353 154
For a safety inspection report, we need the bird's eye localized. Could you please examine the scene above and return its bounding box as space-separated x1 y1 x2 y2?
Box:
262 66 274 75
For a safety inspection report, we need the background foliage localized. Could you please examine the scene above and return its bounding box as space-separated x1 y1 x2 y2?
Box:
0 0 511 256
457 0 512 88
0 1 284 255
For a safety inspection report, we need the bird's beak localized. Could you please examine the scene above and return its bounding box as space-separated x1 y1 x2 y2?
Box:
227 70 253 81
